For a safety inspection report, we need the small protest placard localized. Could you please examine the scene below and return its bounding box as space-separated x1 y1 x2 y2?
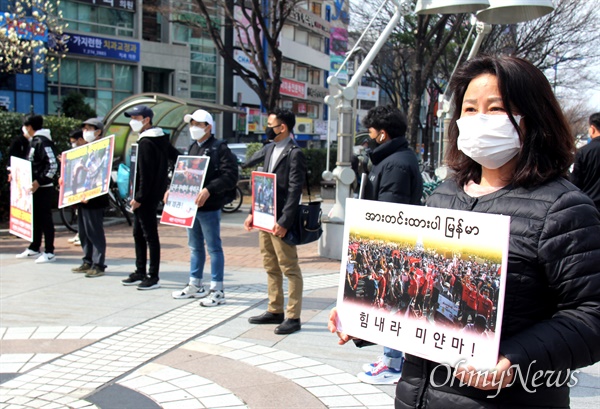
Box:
251 171 277 233
160 156 210 228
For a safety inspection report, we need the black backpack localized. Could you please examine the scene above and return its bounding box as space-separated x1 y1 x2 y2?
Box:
207 140 239 204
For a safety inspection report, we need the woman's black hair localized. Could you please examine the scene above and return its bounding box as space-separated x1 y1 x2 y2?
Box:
446 55 574 188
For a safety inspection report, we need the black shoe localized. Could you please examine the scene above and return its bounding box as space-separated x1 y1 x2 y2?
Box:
274 319 301 335
248 311 284 325
121 272 144 286
137 276 161 290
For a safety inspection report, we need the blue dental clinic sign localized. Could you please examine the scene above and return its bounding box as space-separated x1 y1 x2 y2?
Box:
66 32 140 62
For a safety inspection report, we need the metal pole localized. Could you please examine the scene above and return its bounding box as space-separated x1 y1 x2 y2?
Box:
319 0 409 260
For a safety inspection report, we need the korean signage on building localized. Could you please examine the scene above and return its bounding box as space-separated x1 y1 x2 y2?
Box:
307 85 328 102
288 7 330 36
73 0 135 12
66 32 140 62
280 78 307 99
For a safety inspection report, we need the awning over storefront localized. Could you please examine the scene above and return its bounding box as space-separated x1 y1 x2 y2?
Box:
103 93 245 162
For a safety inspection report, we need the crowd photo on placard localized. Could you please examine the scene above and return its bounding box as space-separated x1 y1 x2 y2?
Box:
344 234 500 336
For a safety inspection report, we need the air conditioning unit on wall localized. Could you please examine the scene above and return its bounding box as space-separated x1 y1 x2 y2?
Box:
294 119 313 134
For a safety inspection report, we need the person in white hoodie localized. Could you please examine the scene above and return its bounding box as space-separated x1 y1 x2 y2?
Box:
120 105 179 290
16 115 58 263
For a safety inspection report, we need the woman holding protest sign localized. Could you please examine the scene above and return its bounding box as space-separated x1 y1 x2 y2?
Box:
329 55 600 408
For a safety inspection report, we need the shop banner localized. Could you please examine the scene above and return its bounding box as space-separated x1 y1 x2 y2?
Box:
337 198 510 369
251 171 277 233
160 156 210 228
9 157 33 241
59 135 115 208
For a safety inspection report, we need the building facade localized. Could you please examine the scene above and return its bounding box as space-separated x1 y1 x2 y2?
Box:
1 0 355 145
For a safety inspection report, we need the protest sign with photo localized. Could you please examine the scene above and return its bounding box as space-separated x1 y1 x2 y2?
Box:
337 198 510 369
160 156 210 228
9 156 33 241
251 171 277 233
59 135 115 208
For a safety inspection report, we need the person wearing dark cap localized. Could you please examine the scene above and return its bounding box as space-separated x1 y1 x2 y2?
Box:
121 105 174 290
70 119 109 278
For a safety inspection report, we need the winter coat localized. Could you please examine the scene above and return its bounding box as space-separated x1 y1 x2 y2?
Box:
571 137 600 210
187 135 239 211
395 177 600 409
134 127 171 204
365 137 423 205
28 129 58 187
244 138 306 230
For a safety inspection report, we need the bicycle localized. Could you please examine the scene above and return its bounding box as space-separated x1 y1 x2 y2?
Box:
60 176 132 232
221 185 244 213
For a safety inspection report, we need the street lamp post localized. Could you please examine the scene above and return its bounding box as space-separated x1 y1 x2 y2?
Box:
318 0 555 260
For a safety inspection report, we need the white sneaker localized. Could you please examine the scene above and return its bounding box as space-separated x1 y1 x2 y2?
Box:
200 290 226 307
68 234 79 243
172 284 207 299
35 253 56 264
362 356 383 373
356 361 401 385
16 249 41 259
73 238 81 246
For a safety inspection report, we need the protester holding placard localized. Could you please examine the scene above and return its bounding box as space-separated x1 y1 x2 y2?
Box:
243 108 307 335
69 119 109 278
15 115 58 264
330 55 600 408
170 109 238 307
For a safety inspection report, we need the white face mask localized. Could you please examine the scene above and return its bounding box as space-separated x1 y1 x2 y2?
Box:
457 113 522 170
71 142 78 148
22 126 30 138
189 126 206 141
129 119 144 133
83 130 97 143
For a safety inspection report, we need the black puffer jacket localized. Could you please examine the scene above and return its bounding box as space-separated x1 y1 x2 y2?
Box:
395 178 600 408
365 137 422 205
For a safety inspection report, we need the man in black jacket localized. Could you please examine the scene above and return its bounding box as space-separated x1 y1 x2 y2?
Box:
243 108 307 335
170 109 238 306
121 105 173 290
357 105 423 385
16 115 58 263
571 112 600 211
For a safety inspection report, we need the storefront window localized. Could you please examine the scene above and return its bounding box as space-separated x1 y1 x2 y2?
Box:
307 104 319 119
309 69 321 85
309 35 322 51
297 66 308 82
60 0 134 37
282 62 295 79
295 29 308 45
48 59 134 117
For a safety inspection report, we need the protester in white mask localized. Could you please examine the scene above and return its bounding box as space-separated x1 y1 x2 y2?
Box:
329 55 600 408
70 118 109 277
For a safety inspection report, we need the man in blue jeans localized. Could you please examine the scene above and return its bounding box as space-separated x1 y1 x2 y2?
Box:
171 110 238 306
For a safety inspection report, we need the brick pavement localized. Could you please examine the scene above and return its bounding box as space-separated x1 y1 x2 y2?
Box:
1 218 341 274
